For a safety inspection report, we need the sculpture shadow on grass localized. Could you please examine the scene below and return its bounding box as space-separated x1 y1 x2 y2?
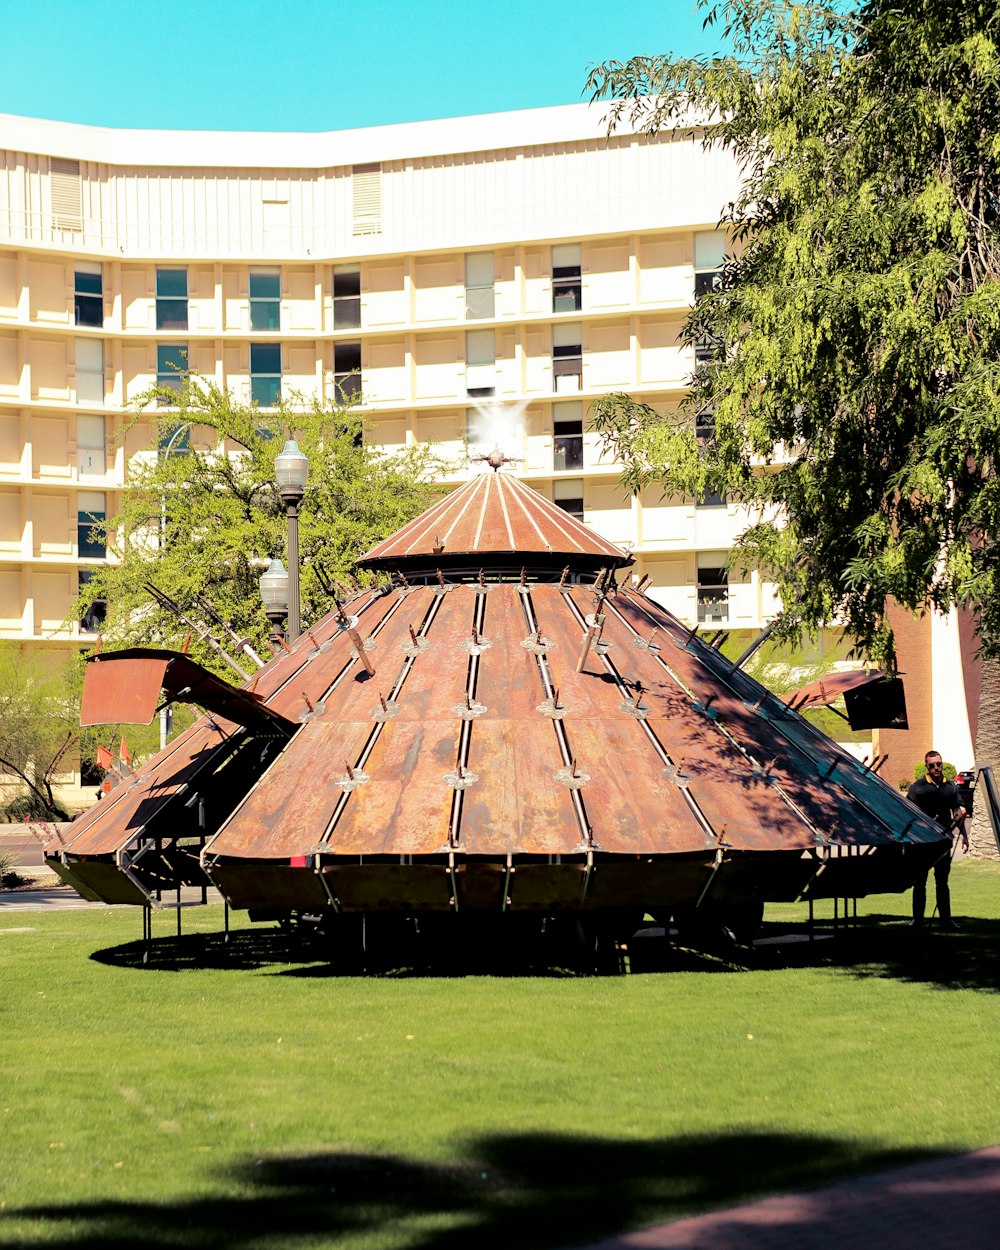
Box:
87 919 742 978
88 911 1000 989
5 1130 947 1250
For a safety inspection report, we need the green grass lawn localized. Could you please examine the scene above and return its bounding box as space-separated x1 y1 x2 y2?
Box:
2 862 1000 1249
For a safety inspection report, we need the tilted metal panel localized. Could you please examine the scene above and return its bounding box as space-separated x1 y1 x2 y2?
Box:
462 588 582 853
550 586 817 852
80 654 170 726
59 718 240 857
605 590 943 847
358 470 630 567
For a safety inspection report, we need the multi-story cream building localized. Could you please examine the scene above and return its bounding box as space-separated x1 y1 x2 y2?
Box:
0 103 832 806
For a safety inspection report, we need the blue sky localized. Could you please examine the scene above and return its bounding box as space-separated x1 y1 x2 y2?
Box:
2 0 725 132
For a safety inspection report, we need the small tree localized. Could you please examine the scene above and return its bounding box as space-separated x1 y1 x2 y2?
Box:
77 379 444 675
587 0 1000 666
0 644 78 820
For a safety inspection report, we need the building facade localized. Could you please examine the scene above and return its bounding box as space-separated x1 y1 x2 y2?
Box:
0 103 866 808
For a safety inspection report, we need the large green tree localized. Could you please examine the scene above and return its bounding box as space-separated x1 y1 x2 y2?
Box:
78 380 442 674
587 0 1000 665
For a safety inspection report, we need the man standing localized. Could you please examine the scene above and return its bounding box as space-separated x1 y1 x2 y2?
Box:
907 750 969 929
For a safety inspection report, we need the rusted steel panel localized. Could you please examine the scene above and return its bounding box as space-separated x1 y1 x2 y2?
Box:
61 719 237 856
454 861 506 909
461 585 581 854
43 855 107 901
438 473 511 554
462 717 583 854
82 649 295 732
80 655 169 726
205 719 374 859
475 582 550 718
644 714 817 852
572 718 718 854
324 864 453 911
359 471 630 569
262 590 401 720
207 589 461 861
508 862 587 909
606 592 911 847
329 718 457 855
209 859 330 910
783 669 889 709
395 585 477 720
61 858 148 905
552 586 811 851
583 857 715 910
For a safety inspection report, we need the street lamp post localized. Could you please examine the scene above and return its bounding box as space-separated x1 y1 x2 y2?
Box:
273 439 309 642
159 420 192 748
258 557 290 640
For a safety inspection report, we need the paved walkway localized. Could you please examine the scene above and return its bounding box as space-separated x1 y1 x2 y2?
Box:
581 1146 1000 1249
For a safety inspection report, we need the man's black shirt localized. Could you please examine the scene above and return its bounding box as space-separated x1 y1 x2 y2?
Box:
907 776 960 829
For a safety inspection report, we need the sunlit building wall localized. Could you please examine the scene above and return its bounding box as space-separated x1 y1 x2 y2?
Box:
0 103 786 804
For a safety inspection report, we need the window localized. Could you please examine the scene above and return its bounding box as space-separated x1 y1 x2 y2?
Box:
78 569 106 634
696 488 728 508
352 164 382 236
333 265 361 329
77 415 105 478
553 477 584 521
694 231 726 299
74 264 103 326
156 344 188 405
466 329 495 397
158 422 190 455
552 244 582 313
76 339 104 405
553 401 583 471
465 252 495 320
156 269 188 331
51 158 82 231
333 341 362 404
250 343 281 406
695 410 716 443
77 491 106 560
553 322 582 393
249 269 280 330
696 555 729 624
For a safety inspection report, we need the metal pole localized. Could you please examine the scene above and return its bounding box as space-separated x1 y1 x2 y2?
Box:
286 499 300 641
159 421 192 748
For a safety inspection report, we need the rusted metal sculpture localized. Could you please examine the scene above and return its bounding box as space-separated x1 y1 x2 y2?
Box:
48 462 946 951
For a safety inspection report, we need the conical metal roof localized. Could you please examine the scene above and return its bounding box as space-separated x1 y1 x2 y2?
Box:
50 450 948 938
357 465 631 574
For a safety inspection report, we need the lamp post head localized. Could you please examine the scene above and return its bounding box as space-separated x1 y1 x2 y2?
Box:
259 557 289 629
274 439 309 507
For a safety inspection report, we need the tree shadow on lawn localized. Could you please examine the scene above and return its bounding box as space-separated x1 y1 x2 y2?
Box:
4 1130 948 1250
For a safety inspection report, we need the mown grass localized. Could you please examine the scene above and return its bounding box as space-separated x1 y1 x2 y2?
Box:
2 862 1000 1249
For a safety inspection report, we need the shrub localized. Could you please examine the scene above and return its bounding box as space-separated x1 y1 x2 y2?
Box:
1 793 58 821
0 847 25 888
900 760 957 790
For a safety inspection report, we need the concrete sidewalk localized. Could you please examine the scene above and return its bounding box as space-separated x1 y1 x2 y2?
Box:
581 1146 1000 1249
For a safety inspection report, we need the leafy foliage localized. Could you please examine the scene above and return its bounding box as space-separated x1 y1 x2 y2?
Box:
0 644 79 820
76 379 443 675
587 0 1000 663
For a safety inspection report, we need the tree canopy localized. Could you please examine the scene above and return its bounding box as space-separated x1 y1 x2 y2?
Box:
78 381 442 675
587 0 1000 663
